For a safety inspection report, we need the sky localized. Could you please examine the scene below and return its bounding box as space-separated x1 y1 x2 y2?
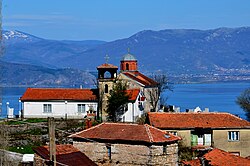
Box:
2 0 250 41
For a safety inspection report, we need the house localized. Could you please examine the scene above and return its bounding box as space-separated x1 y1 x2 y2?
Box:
97 51 159 121
117 88 146 122
20 88 98 119
147 112 250 157
33 144 97 166
69 122 181 165
181 148 250 166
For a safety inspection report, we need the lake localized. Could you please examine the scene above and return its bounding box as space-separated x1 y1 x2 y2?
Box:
0 82 249 120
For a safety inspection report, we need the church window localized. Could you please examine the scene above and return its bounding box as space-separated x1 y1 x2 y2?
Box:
105 84 109 93
126 63 129 70
104 71 111 78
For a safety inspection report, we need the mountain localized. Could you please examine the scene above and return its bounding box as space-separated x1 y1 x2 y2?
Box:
0 60 96 87
2 30 106 68
2 28 250 75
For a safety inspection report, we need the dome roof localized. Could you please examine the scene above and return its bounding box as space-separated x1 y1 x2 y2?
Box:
122 53 137 61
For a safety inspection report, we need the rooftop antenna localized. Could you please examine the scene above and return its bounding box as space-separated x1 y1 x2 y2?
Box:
104 54 109 64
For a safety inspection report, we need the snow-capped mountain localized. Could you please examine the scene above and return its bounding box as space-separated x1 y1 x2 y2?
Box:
2 30 43 43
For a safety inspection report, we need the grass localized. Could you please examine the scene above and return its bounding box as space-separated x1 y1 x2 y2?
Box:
8 143 41 154
25 118 47 123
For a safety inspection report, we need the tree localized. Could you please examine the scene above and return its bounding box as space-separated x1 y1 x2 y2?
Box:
106 81 130 122
148 74 173 112
236 88 250 121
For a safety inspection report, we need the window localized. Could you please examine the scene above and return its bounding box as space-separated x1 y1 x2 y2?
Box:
228 131 239 141
163 145 167 154
78 104 86 113
43 104 52 113
105 84 108 93
106 144 111 160
126 63 129 70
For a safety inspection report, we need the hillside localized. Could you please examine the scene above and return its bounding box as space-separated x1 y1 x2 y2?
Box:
0 60 96 87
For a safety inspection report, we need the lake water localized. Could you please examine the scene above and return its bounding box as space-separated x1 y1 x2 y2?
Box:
165 82 250 120
0 82 249 120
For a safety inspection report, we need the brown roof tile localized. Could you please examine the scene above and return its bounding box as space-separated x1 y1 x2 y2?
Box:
122 71 158 86
33 144 97 166
203 148 250 166
97 63 118 69
70 123 180 144
148 112 250 129
126 89 140 101
181 159 201 166
20 88 98 101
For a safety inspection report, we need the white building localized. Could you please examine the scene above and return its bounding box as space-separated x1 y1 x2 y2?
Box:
20 88 98 119
119 89 146 122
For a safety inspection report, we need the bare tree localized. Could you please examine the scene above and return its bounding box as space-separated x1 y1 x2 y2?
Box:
236 88 250 121
148 74 173 112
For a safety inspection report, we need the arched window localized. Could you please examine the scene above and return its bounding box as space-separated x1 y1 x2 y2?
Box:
126 63 129 70
105 84 109 93
104 71 111 78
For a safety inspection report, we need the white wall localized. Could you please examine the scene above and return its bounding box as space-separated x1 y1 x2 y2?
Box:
23 101 98 119
121 96 145 122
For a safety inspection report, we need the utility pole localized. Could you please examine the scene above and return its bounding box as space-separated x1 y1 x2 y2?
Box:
48 117 56 166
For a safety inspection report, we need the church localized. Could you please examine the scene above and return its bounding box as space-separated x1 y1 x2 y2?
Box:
97 51 159 122
20 51 159 122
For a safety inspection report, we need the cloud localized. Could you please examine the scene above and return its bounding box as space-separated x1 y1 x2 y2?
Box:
3 13 76 28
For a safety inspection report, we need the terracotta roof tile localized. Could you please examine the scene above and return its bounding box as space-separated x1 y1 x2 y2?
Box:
122 71 158 86
97 63 118 69
126 89 140 101
70 123 180 144
148 112 250 129
33 144 97 166
203 148 250 166
181 159 200 166
20 88 98 101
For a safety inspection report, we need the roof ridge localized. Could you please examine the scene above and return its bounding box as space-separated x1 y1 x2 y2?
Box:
69 123 104 138
145 124 181 140
144 124 154 143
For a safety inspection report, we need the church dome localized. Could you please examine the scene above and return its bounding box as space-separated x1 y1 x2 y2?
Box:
121 53 137 61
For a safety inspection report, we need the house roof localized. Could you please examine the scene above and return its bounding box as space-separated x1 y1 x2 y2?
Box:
33 144 97 166
126 89 140 101
181 159 200 166
122 71 158 87
203 148 250 166
97 63 118 69
69 123 180 144
148 112 250 129
20 88 98 101
181 149 250 166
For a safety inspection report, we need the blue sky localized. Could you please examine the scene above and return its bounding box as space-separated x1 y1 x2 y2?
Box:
3 0 250 41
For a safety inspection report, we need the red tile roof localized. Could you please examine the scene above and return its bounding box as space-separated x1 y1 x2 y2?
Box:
70 123 180 144
181 159 200 166
148 112 250 129
122 71 158 86
203 148 250 166
126 89 140 101
33 144 97 166
97 63 118 69
20 88 98 101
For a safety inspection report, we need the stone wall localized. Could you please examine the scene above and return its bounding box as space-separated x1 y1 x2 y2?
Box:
73 141 178 166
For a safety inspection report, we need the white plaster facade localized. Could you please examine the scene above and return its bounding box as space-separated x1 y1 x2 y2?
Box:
120 91 145 122
23 101 98 119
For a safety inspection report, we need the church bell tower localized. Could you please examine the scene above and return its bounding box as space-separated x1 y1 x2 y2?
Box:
97 55 118 121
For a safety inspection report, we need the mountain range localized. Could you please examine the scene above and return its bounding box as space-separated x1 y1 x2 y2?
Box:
1 27 250 86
